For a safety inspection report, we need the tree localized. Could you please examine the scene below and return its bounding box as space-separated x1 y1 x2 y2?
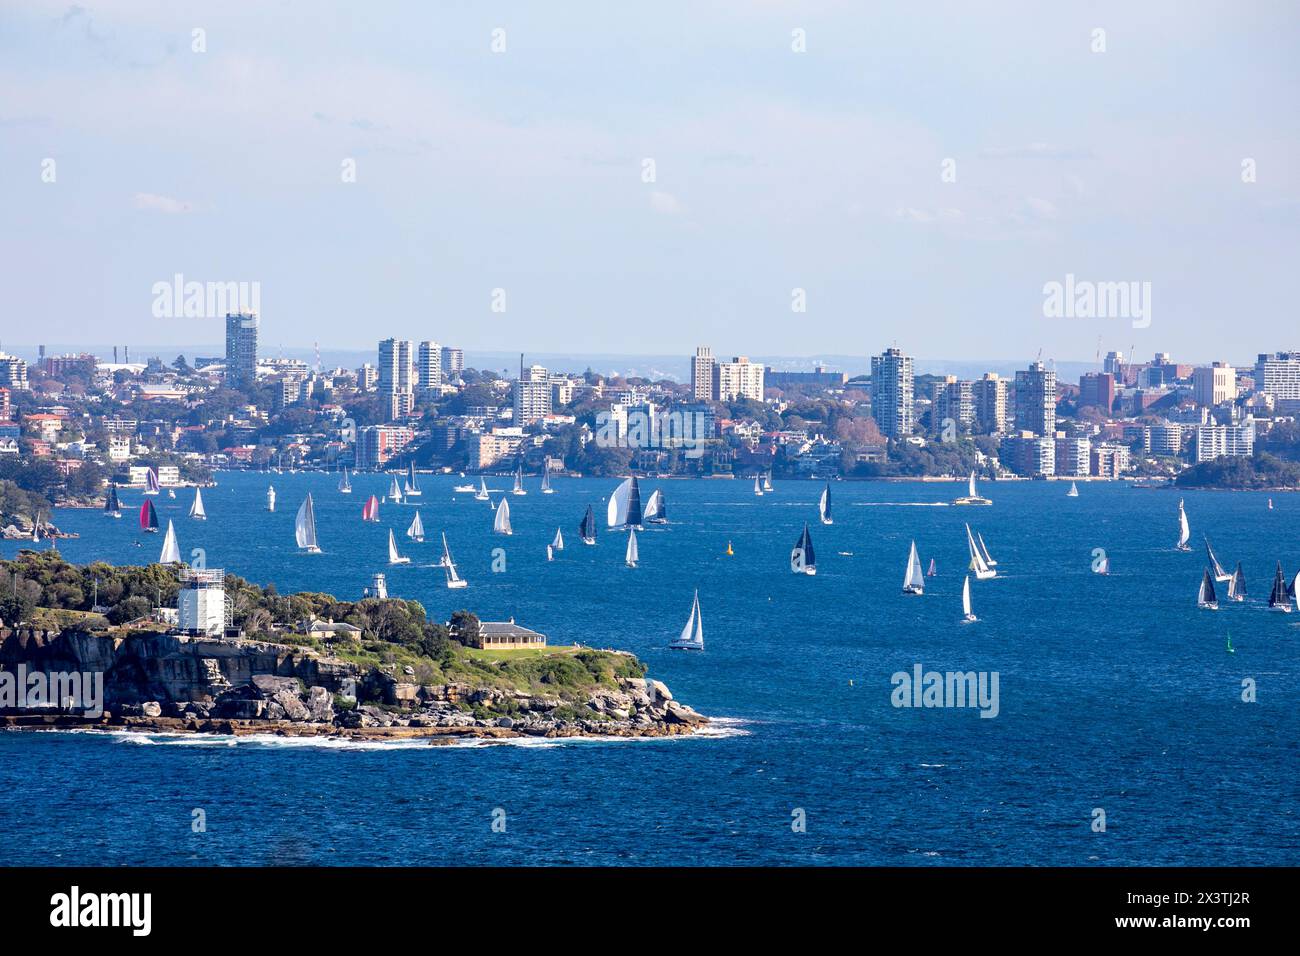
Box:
449 610 480 646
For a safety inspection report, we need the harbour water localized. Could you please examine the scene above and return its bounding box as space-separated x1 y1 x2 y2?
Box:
2 473 1297 865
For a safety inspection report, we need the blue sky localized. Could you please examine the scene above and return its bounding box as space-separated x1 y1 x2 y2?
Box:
2 1 1297 365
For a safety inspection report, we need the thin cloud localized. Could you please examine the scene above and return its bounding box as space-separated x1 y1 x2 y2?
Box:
133 193 199 214
979 143 1094 160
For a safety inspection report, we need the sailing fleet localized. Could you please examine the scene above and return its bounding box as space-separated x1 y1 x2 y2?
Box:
55 463 1300 651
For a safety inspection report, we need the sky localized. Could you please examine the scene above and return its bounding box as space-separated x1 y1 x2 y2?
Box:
2 0 1298 368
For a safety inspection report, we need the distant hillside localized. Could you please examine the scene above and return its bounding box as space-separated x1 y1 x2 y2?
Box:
1175 452 1300 490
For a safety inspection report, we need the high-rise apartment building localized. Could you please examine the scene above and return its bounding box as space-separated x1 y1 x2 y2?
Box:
870 348 914 439
1253 352 1300 402
1013 361 1057 436
224 312 259 388
972 373 1008 435
715 356 765 403
440 347 464 382
377 338 414 395
417 341 442 393
513 364 553 425
931 376 974 435
690 347 717 402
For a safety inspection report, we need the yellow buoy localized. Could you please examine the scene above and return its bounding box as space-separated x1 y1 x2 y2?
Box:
726 540 733 556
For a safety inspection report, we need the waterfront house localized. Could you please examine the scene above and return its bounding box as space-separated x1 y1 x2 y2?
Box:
473 619 547 650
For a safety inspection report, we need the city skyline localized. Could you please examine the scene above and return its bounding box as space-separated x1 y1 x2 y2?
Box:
3 1 1299 357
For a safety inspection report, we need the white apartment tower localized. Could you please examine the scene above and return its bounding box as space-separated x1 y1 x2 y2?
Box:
715 356 765 403
417 341 442 393
691 347 717 402
870 348 914 439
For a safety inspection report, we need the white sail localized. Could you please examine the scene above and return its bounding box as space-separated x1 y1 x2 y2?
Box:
1177 500 1191 549
764 473 773 492
442 533 467 588
295 493 320 551
389 476 403 502
1197 569 1218 608
904 541 925 593
541 469 553 493
338 468 352 493
267 485 276 512
607 477 643 528
625 527 639 567
643 489 663 522
513 467 526 495
819 484 832 525
159 520 182 564
968 471 978 498
407 510 424 540
493 497 512 535
1067 481 1079 497
754 476 763 496
552 527 564 551
546 544 554 562
670 591 704 649
966 524 995 579
962 575 974 620
405 463 421 496
476 477 490 500
189 486 206 519
388 528 410 564
977 532 996 567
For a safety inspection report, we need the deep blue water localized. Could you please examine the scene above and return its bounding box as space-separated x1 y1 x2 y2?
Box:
2 473 1298 866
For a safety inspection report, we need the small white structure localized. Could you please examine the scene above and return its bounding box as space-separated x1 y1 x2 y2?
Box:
363 572 388 600
177 567 226 637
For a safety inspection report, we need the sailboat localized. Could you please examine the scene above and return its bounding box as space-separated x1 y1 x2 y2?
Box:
1267 562 1292 612
406 510 425 542
763 473 774 493
927 558 937 577
442 533 467 589
1227 562 1246 602
362 494 380 522
976 531 997 567
338 467 352 494
512 465 527 496
1175 499 1191 551
540 468 554 494
104 483 122 518
546 544 554 562
966 524 996 580
1197 568 1219 610
961 575 977 623
790 523 816 575
819 482 833 525
31 514 40 543
140 499 160 533
1268 498 1274 510
1204 536 1231 583
607 476 644 530
267 485 276 512
1067 481 1079 497
903 541 925 595
189 486 207 520
493 496 513 535
643 489 666 524
388 475 403 504
387 528 410 565
296 493 321 553
144 468 160 495
404 463 421 498
754 476 764 497
159 520 182 564
668 590 705 650
552 527 565 551
625 527 639 568
579 505 598 545
952 470 991 505
475 478 490 501
167 488 176 499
